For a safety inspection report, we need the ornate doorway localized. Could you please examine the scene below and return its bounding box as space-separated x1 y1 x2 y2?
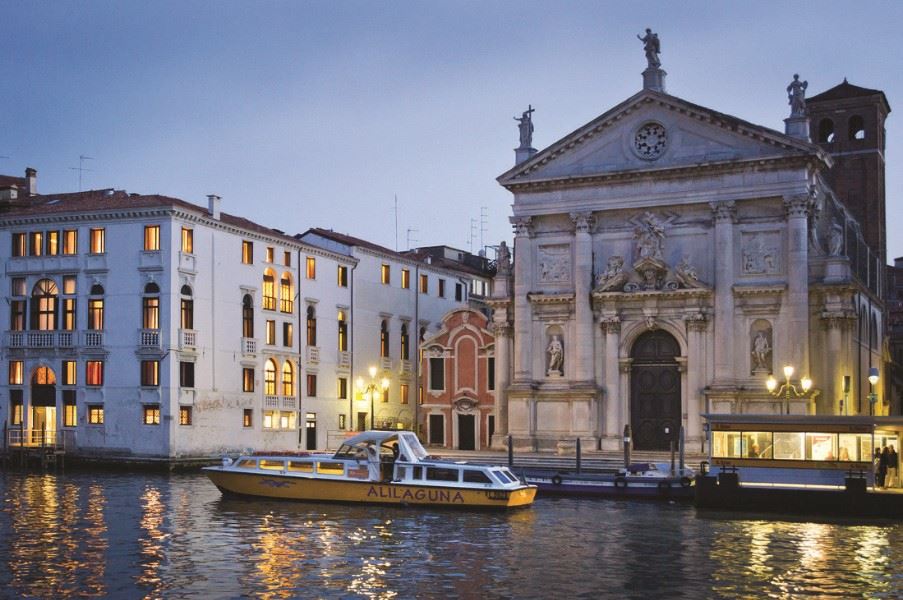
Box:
630 330 681 451
457 414 475 450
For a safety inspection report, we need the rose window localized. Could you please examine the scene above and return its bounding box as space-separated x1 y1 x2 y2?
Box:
634 123 667 160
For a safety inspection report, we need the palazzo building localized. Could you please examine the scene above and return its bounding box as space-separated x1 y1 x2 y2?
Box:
491 46 888 453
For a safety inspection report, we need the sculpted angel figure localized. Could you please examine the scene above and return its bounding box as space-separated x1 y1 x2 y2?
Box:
635 212 665 261
596 256 629 292
675 256 704 289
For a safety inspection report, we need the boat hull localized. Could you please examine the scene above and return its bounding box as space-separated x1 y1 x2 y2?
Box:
205 468 536 509
525 472 694 500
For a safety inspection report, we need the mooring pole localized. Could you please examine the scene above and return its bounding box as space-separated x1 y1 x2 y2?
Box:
623 424 631 469
679 425 686 475
507 434 513 468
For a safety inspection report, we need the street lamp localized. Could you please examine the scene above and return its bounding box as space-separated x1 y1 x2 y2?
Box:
356 365 389 431
766 365 812 414
868 367 879 416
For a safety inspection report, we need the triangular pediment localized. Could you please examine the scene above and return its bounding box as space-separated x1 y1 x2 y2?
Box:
498 90 830 188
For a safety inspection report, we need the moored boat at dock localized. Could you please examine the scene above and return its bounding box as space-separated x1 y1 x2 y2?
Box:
524 462 695 499
204 430 536 509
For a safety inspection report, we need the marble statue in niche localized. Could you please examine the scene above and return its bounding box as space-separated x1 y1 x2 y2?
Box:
750 325 773 375
546 335 564 377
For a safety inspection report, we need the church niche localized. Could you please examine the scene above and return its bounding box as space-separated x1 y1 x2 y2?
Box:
749 320 773 375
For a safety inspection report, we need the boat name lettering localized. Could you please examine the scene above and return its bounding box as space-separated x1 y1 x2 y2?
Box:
366 486 465 503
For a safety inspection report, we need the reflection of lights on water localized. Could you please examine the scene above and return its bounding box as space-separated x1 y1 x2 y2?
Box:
853 527 891 578
798 523 829 567
741 522 775 578
138 486 167 591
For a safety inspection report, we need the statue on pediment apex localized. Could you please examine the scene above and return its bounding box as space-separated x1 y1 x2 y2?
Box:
675 256 706 289
514 105 535 149
637 28 661 69
787 74 808 117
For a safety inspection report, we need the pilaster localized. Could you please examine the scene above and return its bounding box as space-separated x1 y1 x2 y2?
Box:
571 211 595 382
710 200 736 384
511 216 533 382
783 193 813 379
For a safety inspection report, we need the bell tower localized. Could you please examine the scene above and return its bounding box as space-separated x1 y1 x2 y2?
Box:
806 80 891 266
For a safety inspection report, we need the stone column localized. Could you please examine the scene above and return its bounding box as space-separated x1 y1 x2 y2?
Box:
784 194 812 377
684 313 708 447
492 321 512 439
511 216 533 381
602 316 621 448
571 212 595 382
710 201 736 383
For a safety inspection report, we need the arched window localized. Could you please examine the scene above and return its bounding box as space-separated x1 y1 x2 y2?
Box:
870 313 878 349
31 279 58 330
181 285 194 330
338 310 348 352
400 323 410 361
306 306 317 346
281 361 294 396
143 282 160 329
264 359 277 395
280 273 294 313
87 284 104 331
32 366 56 385
242 294 254 338
818 118 835 143
380 320 390 357
849 115 865 140
262 269 276 310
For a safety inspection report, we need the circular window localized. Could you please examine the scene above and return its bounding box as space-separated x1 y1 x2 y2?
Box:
634 122 667 160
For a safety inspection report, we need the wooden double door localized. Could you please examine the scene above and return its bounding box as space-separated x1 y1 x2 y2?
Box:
630 330 681 451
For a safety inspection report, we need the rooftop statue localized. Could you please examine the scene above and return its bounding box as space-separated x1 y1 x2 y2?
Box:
787 74 808 116
637 28 661 69
514 105 535 149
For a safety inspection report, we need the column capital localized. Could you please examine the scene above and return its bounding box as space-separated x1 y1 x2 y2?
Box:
511 216 534 238
619 358 633 373
783 192 815 219
600 316 621 333
709 200 736 224
569 211 595 234
684 312 708 332
491 321 513 337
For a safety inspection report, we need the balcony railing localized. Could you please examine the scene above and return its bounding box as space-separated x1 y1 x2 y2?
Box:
82 330 104 348
280 299 294 314
139 329 161 348
7 427 75 450
380 356 393 371
282 396 297 409
6 330 100 350
400 360 413 375
180 329 197 349
307 346 320 364
262 296 276 311
242 337 257 354
264 395 280 408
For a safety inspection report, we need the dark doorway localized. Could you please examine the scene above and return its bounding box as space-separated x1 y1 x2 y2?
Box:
356 412 368 432
305 413 317 450
458 414 475 450
428 414 444 446
630 330 681 451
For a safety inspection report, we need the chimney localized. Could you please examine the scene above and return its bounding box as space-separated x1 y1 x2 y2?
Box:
25 168 37 196
207 194 221 220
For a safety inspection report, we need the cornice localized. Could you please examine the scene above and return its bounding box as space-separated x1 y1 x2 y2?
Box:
592 287 711 302
732 284 786 297
527 292 575 305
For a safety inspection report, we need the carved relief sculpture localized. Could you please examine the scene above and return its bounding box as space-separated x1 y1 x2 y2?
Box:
595 255 629 292
538 244 571 283
742 234 780 274
634 212 666 261
675 256 705 289
546 335 564 376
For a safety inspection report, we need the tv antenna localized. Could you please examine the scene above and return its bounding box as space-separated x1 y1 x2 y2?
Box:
69 155 94 191
406 227 418 251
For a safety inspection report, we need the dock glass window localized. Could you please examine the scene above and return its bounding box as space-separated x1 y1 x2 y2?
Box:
806 433 836 461
712 429 875 463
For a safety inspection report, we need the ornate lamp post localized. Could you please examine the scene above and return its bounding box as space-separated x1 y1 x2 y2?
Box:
766 365 812 415
356 366 389 431
868 367 879 416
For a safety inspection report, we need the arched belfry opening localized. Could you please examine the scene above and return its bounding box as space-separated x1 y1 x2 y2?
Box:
630 330 680 451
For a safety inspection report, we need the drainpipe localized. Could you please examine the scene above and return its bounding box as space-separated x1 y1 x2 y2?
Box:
349 261 357 430
414 264 420 439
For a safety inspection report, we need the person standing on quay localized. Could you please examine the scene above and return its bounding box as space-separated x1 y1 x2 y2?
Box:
887 445 899 488
878 447 889 489
875 448 886 488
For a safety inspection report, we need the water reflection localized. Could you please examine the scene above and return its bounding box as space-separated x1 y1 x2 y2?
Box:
1 473 902 598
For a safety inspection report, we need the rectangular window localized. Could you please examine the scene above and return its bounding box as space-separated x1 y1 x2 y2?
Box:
337 377 348 400
10 392 23 425
338 313 348 351
29 231 43 256
420 274 428 294
382 388 389 403
181 227 193 253
265 247 274 263
10 300 25 331
243 409 253 428
63 392 77 427
306 256 316 279
88 299 104 330
62 360 77 386
337 265 348 287
243 368 255 392
8 360 24 385
62 298 76 331
179 407 192 426
455 283 463 302
438 279 446 298
12 232 26 257
242 240 253 264
144 225 160 251
266 320 276 345
62 275 76 295
488 357 495 391
401 268 410 289
86 361 104 387
284 251 291 266
141 360 160 387
143 405 161 425
143 297 159 329
429 357 444 391
307 373 317 397
181 298 194 329
89 228 105 254
381 264 390 285
88 405 104 425
12 277 26 296
180 361 195 388
47 231 59 256
401 383 409 405
63 229 78 255
283 322 293 347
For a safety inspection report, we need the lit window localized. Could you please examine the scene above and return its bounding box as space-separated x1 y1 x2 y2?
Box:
401 383 409 405
338 414 346 430
88 405 104 425
306 373 317 397
337 265 348 287
29 231 43 256
284 251 291 266
47 231 59 256
33 279 59 331
88 299 104 330
10 300 25 331
11 232 26 257
338 377 348 400
306 306 317 346
61 299 76 331
181 296 194 329
262 269 276 310
181 227 193 253
8 361 24 385
62 360 77 386
283 322 293 347
140 360 159 387
242 240 253 264
144 225 160 251
243 409 253 428
438 279 446 298
143 405 161 425
243 368 255 392
282 361 294 396
63 399 77 427
10 395 23 425
280 274 293 313
62 276 76 295
62 229 78 255
180 362 195 388
143 296 159 329
338 311 348 352
401 268 410 289
266 320 276 345
265 247 274 263
86 361 104 386
306 256 316 279
179 407 192 426
12 277 26 296
32 366 55 385
264 359 277 395
382 388 389 403
89 228 105 254
420 274 428 294
381 264 390 285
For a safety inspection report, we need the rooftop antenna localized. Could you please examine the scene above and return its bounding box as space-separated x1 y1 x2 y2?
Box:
480 206 488 254
468 218 479 253
394 194 399 252
406 227 418 251
69 155 94 191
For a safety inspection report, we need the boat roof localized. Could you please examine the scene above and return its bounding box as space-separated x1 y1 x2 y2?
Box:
340 430 404 446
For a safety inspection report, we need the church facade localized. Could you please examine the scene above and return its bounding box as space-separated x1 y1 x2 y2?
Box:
490 49 887 453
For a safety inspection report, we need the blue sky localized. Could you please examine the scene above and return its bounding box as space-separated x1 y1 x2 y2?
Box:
2 1 902 260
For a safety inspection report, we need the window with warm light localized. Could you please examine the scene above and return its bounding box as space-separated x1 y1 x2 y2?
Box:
88 298 104 331
306 306 317 346
243 367 255 392
262 269 276 310
63 397 77 427
337 265 348 287
143 295 159 330
401 383 409 405
86 360 104 386
181 227 193 253
306 256 316 279
144 225 160 251
282 361 294 396
141 360 160 387
401 268 410 289
266 320 276 345
89 228 105 254
265 247 274 263
242 240 253 264
284 251 291 266
264 359 277 395
381 264 391 285
63 229 78 255
179 407 192 426
307 373 317 397
11 232 26 257
10 393 23 425
88 405 104 425
33 279 59 331
283 322 293 347
243 409 253 428
280 274 293 313
46 231 59 256
420 274 428 294
62 360 77 386
8 361 23 385
143 405 161 425
29 231 43 256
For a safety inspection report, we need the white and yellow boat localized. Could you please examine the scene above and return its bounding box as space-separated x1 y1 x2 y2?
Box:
204 430 536 509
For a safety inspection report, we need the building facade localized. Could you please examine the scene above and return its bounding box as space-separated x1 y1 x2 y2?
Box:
491 60 887 453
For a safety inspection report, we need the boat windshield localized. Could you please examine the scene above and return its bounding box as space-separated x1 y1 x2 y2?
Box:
398 432 428 461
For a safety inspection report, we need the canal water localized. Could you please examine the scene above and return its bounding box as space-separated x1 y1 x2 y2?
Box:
0 471 901 599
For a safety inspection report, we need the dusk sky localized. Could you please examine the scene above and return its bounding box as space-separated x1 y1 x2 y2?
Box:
3 1 902 260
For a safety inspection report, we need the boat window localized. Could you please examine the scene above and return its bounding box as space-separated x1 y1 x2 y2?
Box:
712 431 744 458
426 467 460 482
744 432 773 459
317 461 345 475
501 469 519 482
772 432 804 460
805 432 836 460
287 461 314 473
236 459 257 469
462 470 493 484
412 466 423 480
259 459 285 470
396 466 407 480
493 470 512 483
